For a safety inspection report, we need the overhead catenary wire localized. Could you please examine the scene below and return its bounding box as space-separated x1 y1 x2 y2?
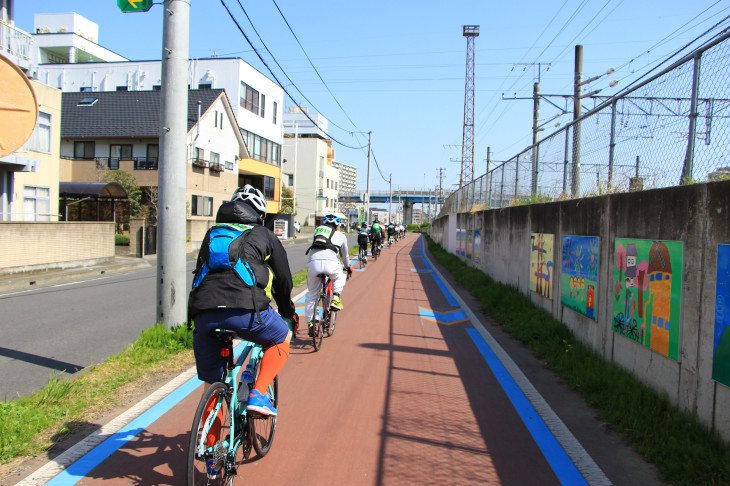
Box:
219 0 368 151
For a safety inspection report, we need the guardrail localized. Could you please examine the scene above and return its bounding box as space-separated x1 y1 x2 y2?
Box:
0 20 32 61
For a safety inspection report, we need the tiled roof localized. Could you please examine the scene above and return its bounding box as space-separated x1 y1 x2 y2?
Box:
61 89 226 138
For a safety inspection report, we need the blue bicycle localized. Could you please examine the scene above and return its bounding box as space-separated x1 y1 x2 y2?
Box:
187 329 278 485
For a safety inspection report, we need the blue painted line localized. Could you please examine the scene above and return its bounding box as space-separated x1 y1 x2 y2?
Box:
355 268 366 272
296 295 305 304
419 307 469 324
417 239 459 307
45 342 250 485
410 268 433 273
466 328 587 485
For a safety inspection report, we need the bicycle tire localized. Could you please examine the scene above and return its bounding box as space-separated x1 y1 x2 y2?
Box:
327 308 337 337
312 294 325 351
187 382 232 486
249 358 278 457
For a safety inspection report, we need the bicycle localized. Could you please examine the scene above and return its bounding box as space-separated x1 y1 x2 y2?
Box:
310 273 337 351
371 240 381 261
187 329 281 485
358 243 368 269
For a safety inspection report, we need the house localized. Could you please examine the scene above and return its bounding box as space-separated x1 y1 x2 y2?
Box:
58 88 284 223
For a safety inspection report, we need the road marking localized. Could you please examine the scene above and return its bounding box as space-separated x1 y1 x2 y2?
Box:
19 365 202 485
418 307 469 325
418 236 611 486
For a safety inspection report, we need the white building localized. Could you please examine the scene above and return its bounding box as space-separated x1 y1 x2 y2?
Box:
282 108 343 226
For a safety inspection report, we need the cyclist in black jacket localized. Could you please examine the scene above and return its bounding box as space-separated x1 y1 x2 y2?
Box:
188 185 298 416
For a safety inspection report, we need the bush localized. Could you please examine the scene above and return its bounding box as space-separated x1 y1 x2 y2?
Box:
115 234 130 246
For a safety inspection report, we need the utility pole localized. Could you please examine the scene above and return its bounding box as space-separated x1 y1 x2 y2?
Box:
572 45 583 197
388 174 392 223
365 131 372 222
157 0 189 327
531 81 540 195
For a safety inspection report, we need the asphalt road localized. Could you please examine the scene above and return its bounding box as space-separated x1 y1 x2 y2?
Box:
0 232 358 401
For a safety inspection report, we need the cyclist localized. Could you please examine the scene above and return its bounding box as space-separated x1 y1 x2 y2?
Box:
370 218 382 256
387 221 396 245
357 222 369 262
304 214 352 336
188 185 298 418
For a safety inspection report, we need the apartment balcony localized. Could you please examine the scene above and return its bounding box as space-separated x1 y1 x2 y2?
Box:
209 162 223 172
0 20 33 68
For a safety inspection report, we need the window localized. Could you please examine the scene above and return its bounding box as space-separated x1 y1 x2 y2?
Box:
214 111 218 128
191 195 213 216
240 81 260 114
264 176 275 199
74 141 95 159
273 101 277 124
116 86 128 91
23 186 50 221
80 86 93 92
25 112 51 153
199 83 212 89
225 160 234 171
109 144 132 170
288 174 293 186
78 97 98 106
210 152 220 168
153 85 161 91
219 112 224 129
260 94 265 118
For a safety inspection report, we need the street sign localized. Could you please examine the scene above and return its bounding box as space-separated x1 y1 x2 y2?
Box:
118 0 153 12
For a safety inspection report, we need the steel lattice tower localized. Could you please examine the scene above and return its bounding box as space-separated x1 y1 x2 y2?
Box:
460 25 479 187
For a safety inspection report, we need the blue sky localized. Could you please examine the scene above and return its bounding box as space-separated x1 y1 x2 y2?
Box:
15 0 730 193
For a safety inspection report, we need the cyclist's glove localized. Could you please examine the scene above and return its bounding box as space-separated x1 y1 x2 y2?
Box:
345 266 353 276
288 313 299 334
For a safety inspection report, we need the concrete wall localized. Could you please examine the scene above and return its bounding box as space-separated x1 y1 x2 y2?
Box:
429 179 730 443
0 221 114 274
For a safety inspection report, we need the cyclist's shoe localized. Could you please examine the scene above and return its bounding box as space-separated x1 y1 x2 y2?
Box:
363 256 367 263
308 321 315 337
331 294 343 311
247 389 277 416
206 459 221 480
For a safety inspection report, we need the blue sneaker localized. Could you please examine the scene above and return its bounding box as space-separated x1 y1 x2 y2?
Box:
247 389 277 416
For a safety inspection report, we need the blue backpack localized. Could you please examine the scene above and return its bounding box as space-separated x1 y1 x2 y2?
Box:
192 223 257 289
190 223 264 327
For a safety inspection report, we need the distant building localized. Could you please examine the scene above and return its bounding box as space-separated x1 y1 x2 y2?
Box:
332 161 357 195
282 108 343 225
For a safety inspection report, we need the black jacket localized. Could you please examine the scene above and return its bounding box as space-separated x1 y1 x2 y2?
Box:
188 201 296 320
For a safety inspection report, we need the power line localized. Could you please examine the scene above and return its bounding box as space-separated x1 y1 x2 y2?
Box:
219 0 368 151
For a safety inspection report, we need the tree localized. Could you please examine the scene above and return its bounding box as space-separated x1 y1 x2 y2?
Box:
280 184 294 214
102 169 142 216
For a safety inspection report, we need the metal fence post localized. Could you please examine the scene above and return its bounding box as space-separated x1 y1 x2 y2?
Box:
681 52 702 184
608 100 617 187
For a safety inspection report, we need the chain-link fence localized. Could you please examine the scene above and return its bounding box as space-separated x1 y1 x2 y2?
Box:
441 31 730 215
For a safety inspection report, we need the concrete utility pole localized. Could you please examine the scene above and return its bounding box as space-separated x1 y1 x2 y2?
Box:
157 0 189 327
365 131 372 222
571 45 583 197
531 82 540 195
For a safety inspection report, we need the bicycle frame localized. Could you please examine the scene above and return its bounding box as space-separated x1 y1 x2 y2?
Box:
195 333 262 472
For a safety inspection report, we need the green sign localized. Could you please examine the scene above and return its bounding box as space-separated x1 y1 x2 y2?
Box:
118 0 153 12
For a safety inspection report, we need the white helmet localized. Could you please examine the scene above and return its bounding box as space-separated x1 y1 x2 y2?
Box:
231 185 267 216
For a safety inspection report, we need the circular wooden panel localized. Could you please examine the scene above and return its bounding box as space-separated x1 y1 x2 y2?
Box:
0 53 38 158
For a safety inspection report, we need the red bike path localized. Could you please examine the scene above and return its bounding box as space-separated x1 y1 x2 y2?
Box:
18 234 666 485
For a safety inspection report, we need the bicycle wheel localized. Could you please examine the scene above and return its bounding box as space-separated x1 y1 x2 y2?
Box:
312 294 325 351
327 308 337 337
249 359 278 457
187 382 232 485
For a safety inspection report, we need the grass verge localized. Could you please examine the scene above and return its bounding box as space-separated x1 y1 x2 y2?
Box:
423 233 730 485
0 324 193 464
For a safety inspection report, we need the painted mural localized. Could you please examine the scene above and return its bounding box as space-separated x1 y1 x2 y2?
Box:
474 230 481 266
713 244 730 387
466 229 474 260
612 239 683 360
530 233 554 298
561 236 599 320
